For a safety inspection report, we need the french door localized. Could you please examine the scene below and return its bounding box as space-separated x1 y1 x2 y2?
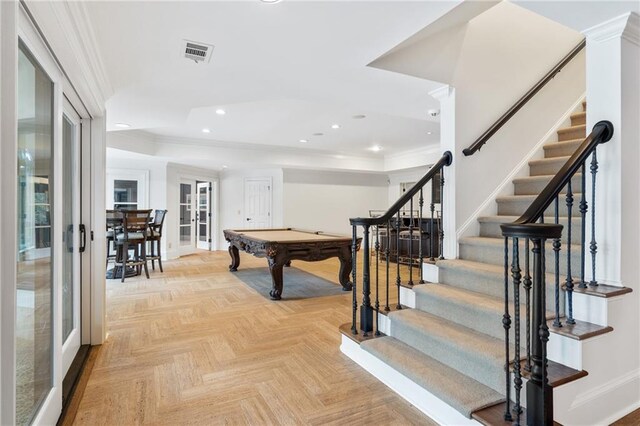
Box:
196 182 211 250
179 180 197 255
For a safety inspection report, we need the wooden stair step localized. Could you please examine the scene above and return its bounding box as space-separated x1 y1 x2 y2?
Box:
548 318 613 341
564 283 633 298
473 402 562 426
339 322 385 344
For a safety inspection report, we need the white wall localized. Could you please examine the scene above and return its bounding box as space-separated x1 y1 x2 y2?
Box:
219 168 284 248
282 169 389 236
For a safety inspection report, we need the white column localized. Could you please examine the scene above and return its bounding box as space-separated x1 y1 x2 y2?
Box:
583 12 639 288
91 115 107 344
429 85 457 259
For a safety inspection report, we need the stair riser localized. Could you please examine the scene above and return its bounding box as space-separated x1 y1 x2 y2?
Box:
438 264 562 307
529 159 567 176
479 217 583 243
497 197 580 216
391 319 506 394
558 127 586 141
544 141 582 158
415 291 528 343
514 175 582 195
571 115 586 126
459 241 583 277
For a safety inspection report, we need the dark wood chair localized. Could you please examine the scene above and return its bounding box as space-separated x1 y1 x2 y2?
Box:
147 209 167 272
114 209 152 282
106 209 122 268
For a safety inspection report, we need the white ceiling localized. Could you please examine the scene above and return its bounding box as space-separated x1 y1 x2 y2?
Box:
86 1 463 157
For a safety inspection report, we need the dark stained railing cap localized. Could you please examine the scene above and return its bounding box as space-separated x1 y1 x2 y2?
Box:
500 223 563 239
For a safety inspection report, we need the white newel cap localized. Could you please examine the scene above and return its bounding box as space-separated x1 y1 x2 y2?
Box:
583 12 640 46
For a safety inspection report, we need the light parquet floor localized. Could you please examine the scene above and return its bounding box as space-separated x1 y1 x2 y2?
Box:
73 251 436 425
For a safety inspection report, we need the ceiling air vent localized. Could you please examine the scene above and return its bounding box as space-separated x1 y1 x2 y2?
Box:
182 40 214 64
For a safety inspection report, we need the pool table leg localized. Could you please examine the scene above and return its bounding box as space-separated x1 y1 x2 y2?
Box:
228 245 240 271
338 247 354 292
268 256 286 300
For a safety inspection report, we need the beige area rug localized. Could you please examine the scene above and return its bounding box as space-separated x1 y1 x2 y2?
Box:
233 266 347 300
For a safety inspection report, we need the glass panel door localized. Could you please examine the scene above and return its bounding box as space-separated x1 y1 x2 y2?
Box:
179 182 194 249
61 102 81 377
16 41 54 426
196 182 210 250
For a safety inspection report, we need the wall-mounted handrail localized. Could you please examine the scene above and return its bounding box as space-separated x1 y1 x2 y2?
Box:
462 39 586 157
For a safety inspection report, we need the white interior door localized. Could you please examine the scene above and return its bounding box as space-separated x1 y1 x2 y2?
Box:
196 182 210 250
244 178 272 229
179 180 197 255
61 100 81 378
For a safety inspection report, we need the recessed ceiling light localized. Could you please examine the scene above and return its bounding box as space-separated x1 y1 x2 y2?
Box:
115 123 130 128
299 139 308 143
216 109 226 115
202 128 211 133
260 0 282 3
427 131 432 135
335 155 345 159
222 165 228 168
313 132 324 136
331 124 340 129
371 145 382 152
352 115 366 120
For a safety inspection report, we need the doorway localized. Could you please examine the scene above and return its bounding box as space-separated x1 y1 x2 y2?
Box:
243 177 272 229
178 178 215 256
196 182 212 250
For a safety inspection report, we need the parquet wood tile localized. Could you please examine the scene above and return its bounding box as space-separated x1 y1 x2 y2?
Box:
73 251 435 425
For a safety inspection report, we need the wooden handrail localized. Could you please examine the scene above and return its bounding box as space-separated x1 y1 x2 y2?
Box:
349 151 452 226
462 39 586 157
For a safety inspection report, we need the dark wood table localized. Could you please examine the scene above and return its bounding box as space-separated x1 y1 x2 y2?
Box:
223 228 361 300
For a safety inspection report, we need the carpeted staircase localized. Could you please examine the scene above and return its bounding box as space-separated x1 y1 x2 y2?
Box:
357 102 588 419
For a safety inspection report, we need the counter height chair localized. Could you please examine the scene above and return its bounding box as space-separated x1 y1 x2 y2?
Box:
106 209 122 268
114 209 152 282
147 209 167 272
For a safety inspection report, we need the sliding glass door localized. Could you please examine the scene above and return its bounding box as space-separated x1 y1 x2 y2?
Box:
16 40 54 426
61 102 82 380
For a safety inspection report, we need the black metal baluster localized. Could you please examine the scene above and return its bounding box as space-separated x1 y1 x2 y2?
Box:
419 188 425 284
553 197 562 327
503 237 513 422
396 212 402 309
579 163 588 289
523 238 532 372
540 239 552 425
408 198 414 286
375 226 380 336
430 179 435 262
589 151 599 287
361 225 372 335
385 220 390 311
512 238 523 423
351 225 358 335
565 181 575 324
439 172 445 260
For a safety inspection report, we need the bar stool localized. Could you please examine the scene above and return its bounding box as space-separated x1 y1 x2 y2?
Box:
106 209 121 268
147 209 167 272
114 209 152 283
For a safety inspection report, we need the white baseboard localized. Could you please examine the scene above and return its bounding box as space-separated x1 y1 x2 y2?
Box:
340 335 480 425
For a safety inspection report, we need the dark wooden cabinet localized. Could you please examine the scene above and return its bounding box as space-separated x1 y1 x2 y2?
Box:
377 218 440 264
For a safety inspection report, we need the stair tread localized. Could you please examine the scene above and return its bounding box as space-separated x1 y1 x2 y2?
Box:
459 236 582 250
529 155 571 165
558 124 586 133
478 215 577 223
361 336 505 418
571 111 586 118
390 308 505 362
496 192 582 202
544 138 584 147
513 173 582 184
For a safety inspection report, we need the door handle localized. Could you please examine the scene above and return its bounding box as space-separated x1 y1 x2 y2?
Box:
246 218 251 221
79 224 86 253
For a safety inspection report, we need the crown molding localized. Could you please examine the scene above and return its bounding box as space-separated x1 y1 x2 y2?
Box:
428 84 454 101
24 1 113 116
583 12 640 47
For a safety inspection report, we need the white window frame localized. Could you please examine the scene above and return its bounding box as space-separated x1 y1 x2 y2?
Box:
106 168 149 210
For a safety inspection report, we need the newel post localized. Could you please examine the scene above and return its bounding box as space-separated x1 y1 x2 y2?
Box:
360 224 373 334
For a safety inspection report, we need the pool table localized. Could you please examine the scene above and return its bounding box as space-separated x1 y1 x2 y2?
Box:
223 228 361 300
